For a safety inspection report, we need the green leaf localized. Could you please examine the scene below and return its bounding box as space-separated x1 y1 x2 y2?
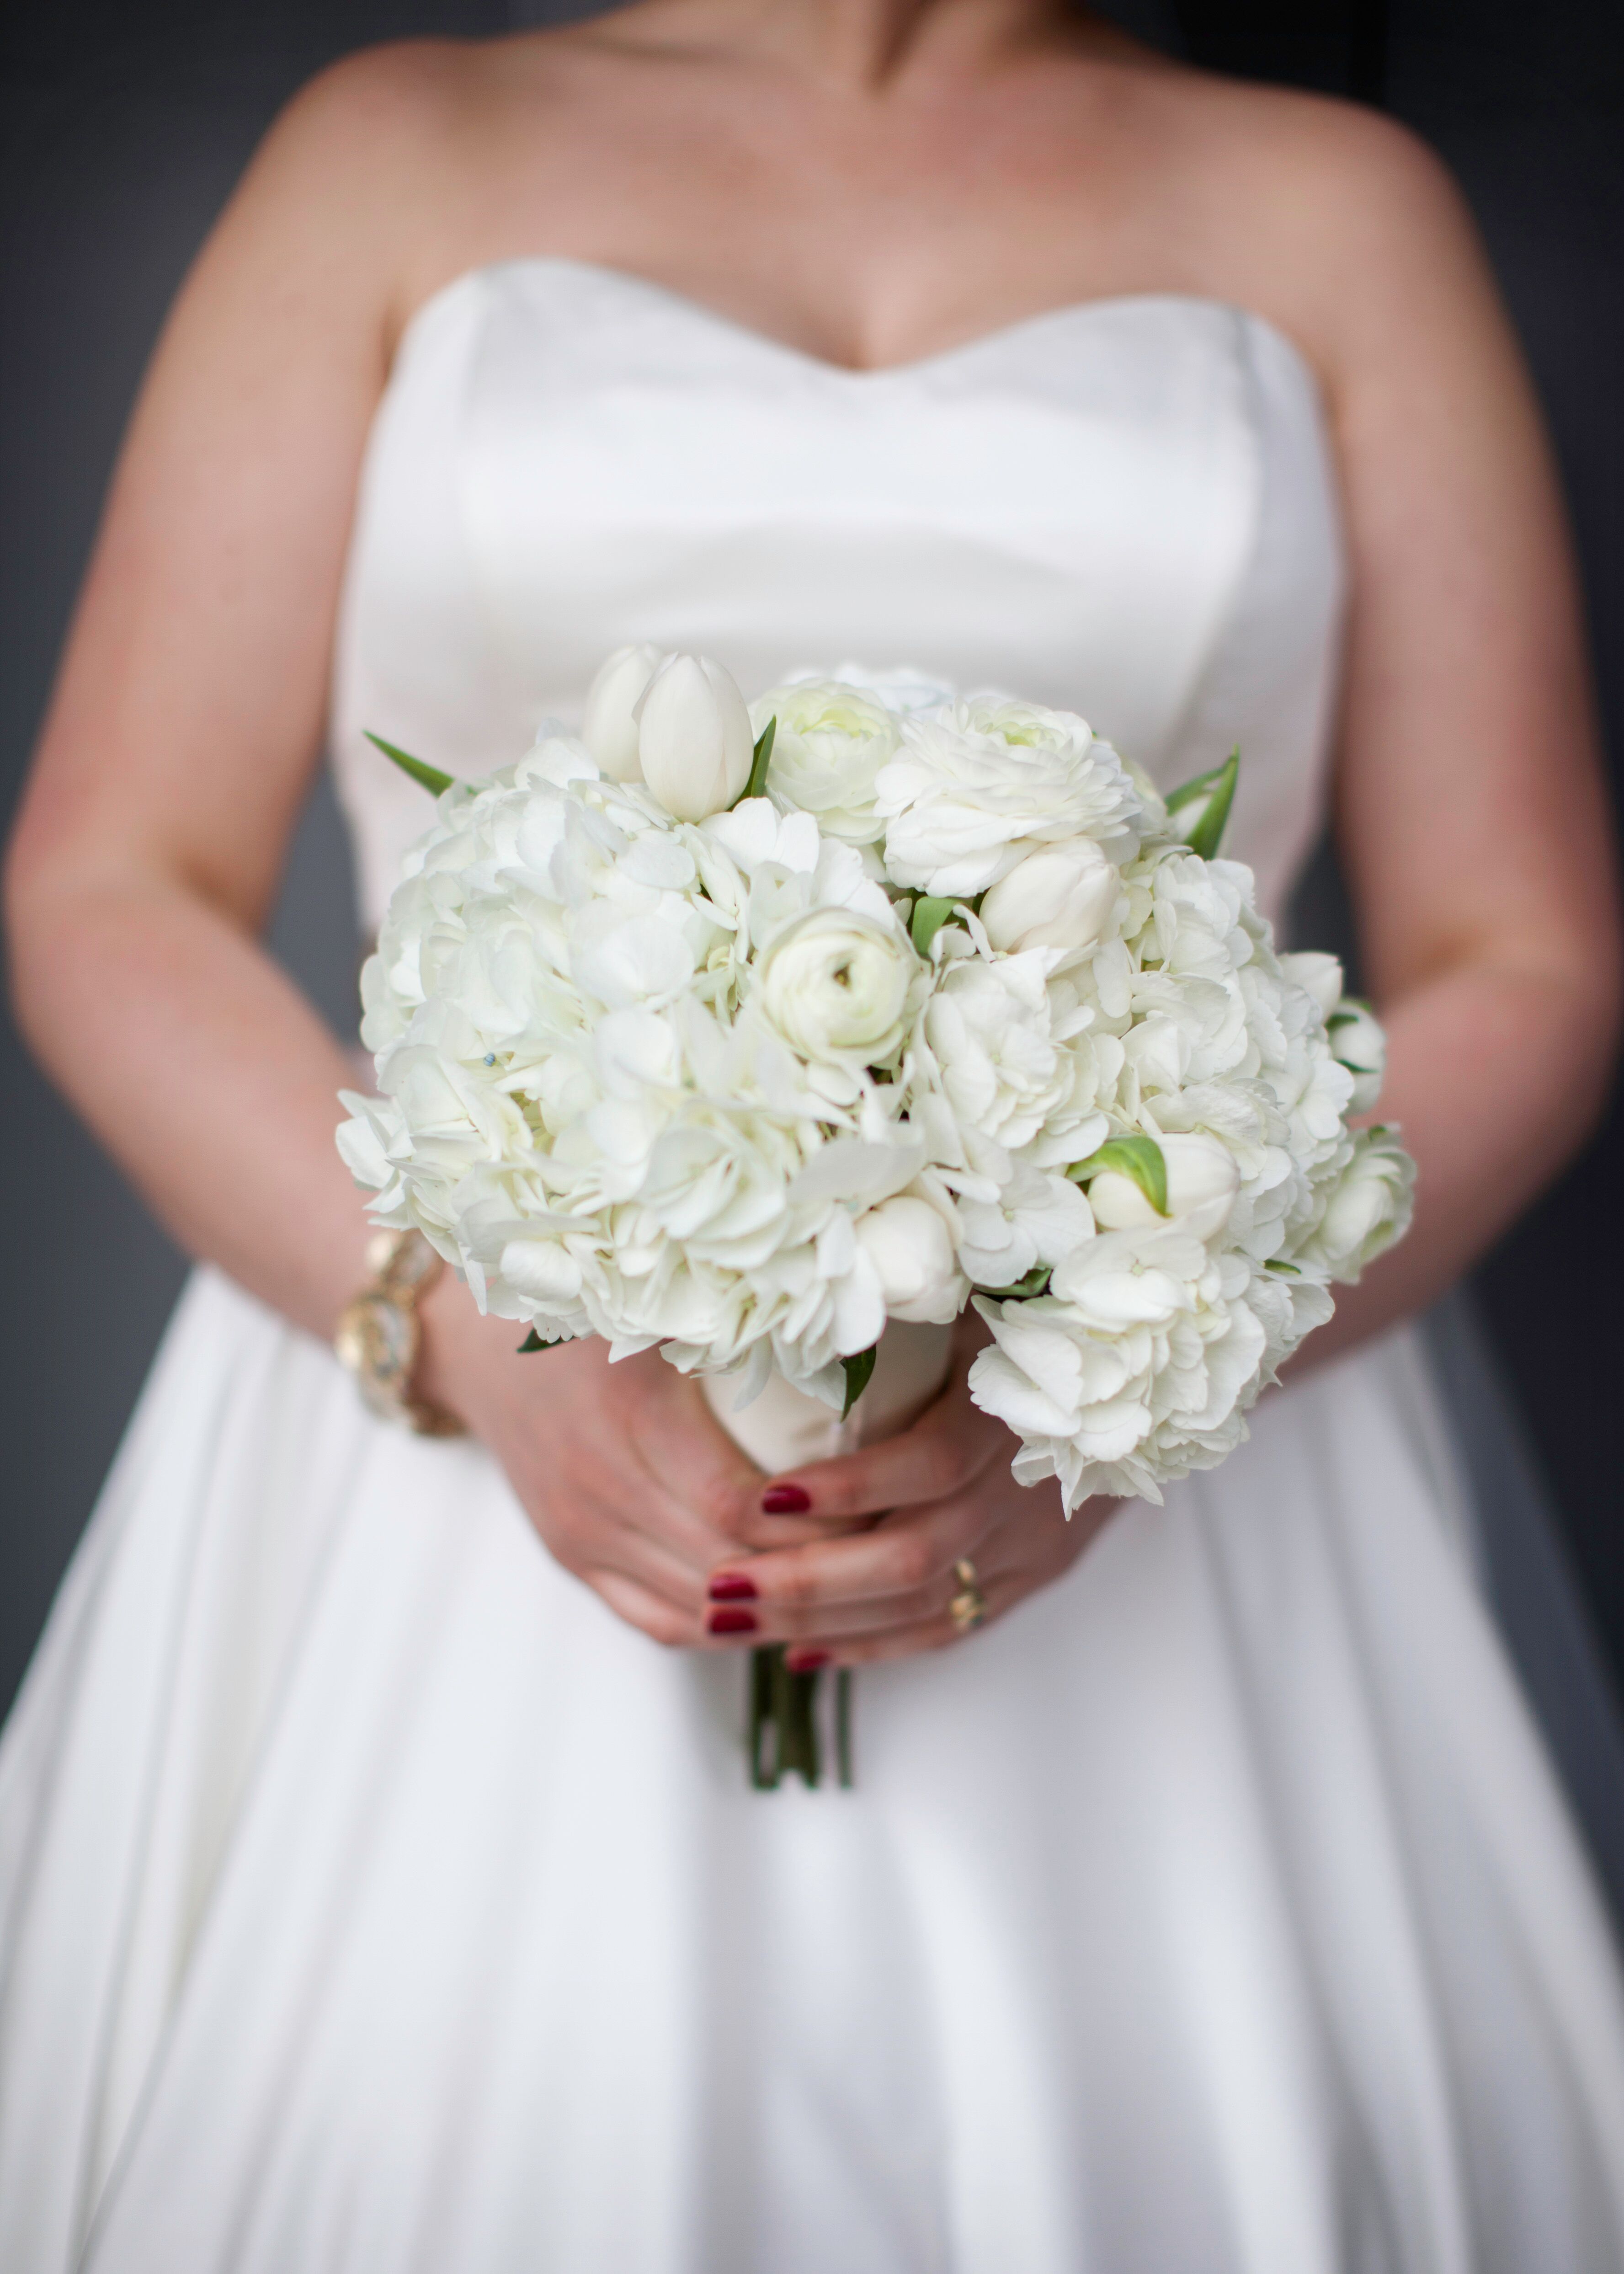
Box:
364 729 455 799
975 1264 1052 1301
840 1345 878 1420
911 895 958 956
1068 1134 1169 1216
1165 747 1239 860
1264 1258 1301 1276
517 1327 562 1354
730 714 777 808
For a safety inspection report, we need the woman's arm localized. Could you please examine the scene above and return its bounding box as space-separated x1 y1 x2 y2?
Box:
4 58 414 1338
1288 112 1621 1361
3 50 793 1645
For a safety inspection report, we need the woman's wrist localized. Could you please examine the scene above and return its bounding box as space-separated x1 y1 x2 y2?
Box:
413 1270 510 1431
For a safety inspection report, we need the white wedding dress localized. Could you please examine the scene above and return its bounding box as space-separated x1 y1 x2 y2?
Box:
4 258 1624 2274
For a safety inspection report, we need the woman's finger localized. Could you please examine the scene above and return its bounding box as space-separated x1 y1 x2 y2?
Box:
588 1567 707 1651
624 1370 869 1553
705 1488 999 1628
715 1487 1116 1654
745 1372 1007 1527
779 1574 1024 1667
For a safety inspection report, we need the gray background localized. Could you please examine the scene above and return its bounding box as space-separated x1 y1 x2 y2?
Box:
2 0 1621 1716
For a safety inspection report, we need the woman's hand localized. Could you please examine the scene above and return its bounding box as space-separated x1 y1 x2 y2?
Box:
421 1291 1110 1665
418 1280 857 1648
696 1335 1117 1669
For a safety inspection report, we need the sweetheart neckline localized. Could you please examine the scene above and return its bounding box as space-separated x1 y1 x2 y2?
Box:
393 252 1322 399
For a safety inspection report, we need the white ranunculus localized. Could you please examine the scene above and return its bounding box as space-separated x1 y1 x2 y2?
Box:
979 839 1120 957
876 695 1145 898
636 653 755 821
856 1194 966 1324
1295 1129 1415 1280
756 907 916 1069
749 678 900 844
1087 1132 1241 1243
1327 998 1387 1114
580 644 664 781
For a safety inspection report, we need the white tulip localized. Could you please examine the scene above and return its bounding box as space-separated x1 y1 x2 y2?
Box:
856 1195 966 1324
979 839 1120 956
636 653 755 821
1088 1132 1240 1242
580 643 664 782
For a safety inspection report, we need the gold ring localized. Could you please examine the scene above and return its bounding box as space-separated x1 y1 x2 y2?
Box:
949 1557 988 1637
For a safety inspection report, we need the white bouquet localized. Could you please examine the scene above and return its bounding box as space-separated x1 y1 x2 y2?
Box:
339 652 1412 1783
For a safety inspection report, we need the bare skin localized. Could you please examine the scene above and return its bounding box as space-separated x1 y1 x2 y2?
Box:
5 0 1619 1670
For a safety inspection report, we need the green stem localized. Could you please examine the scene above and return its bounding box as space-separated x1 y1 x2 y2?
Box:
749 1647 778 1789
747 1644 837 1789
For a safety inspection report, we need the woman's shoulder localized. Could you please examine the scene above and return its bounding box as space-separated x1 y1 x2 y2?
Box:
234 26 653 345
1117 59 1490 393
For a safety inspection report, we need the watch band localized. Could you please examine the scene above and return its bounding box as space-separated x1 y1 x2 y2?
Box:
334 1228 466 1437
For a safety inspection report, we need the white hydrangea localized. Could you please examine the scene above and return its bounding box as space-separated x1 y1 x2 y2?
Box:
958 816 1408 1510
340 657 1412 1492
968 1228 1271 1505
338 734 931 1404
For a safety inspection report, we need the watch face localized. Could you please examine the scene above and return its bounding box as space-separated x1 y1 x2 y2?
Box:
335 1293 415 1404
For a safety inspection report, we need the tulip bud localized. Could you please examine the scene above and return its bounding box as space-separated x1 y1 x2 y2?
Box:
856 1196 966 1325
635 653 755 822
580 643 665 781
1089 1132 1239 1242
979 839 1120 956
1328 998 1386 1114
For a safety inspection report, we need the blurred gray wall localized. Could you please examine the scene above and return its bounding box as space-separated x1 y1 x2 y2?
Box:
2 0 1620 1715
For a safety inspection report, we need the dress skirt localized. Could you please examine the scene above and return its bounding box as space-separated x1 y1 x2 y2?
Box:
3 1266 1624 2274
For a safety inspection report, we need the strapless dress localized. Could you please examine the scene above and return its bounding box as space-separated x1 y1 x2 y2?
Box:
3 258 1623 2274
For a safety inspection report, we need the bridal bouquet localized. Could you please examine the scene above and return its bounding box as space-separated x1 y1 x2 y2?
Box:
338 651 1412 1783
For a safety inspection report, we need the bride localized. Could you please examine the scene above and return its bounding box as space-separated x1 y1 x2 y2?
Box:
4 1 1623 2266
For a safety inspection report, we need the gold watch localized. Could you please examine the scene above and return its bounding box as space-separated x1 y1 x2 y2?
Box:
334 1229 466 1437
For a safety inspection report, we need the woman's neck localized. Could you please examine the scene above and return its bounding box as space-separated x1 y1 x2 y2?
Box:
665 0 1105 90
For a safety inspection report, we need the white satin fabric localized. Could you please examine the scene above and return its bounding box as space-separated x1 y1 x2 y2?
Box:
4 259 1624 2274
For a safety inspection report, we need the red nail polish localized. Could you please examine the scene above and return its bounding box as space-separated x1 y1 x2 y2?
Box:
708 1573 758 1602
761 1484 812 1515
707 1607 758 1636
785 1650 830 1674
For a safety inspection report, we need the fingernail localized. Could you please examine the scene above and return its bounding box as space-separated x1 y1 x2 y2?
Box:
761 1483 812 1514
707 1607 758 1636
708 1573 758 1602
785 1650 830 1674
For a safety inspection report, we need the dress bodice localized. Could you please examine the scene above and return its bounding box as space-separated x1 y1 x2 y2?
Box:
330 257 1345 933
